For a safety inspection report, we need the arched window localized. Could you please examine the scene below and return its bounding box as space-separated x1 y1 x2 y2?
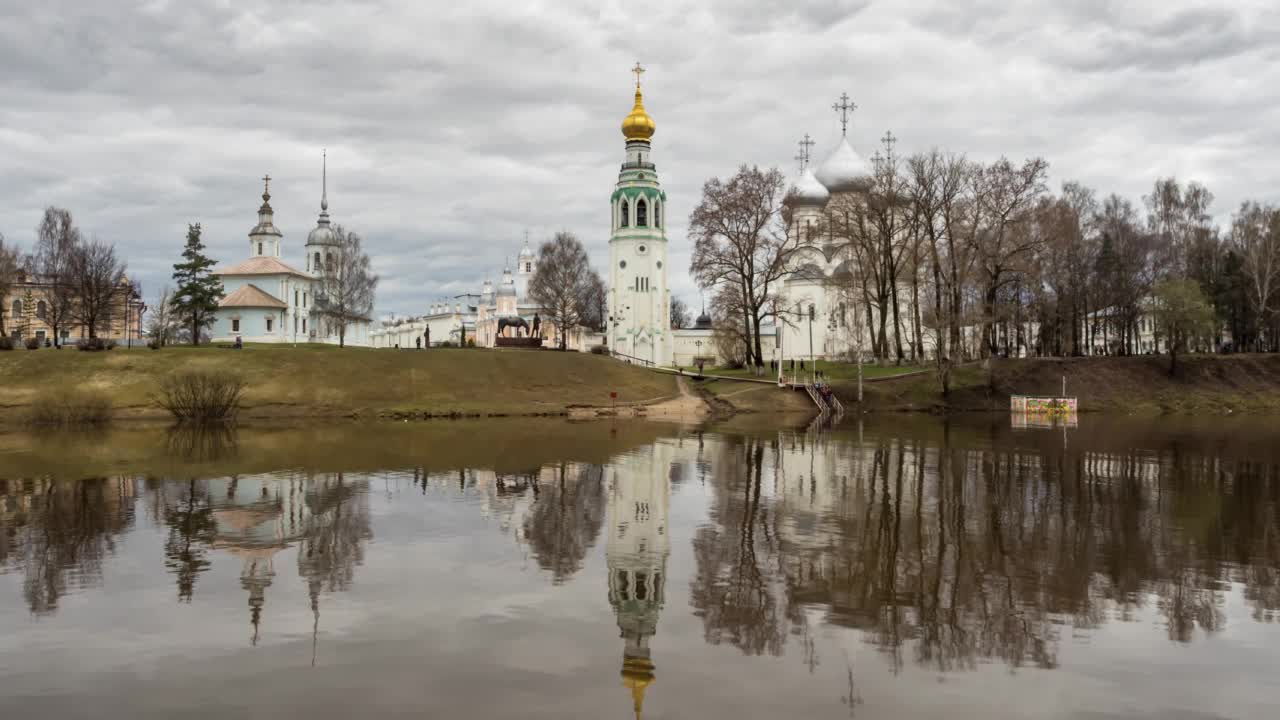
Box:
325 253 334 272
11 300 21 318
654 201 661 228
620 199 629 228
258 242 263 256
314 252 322 271
36 301 47 320
636 198 647 227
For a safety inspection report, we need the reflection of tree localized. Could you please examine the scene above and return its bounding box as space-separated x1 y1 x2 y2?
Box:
162 478 217 602
521 463 605 584
0 477 137 615
697 422 1280 676
690 435 791 657
164 425 239 463
297 473 373 597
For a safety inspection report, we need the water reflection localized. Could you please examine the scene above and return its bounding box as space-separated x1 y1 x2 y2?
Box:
2 418 1279 718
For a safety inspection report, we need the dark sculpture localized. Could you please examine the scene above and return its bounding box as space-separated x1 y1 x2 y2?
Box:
531 313 541 336
497 316 529 337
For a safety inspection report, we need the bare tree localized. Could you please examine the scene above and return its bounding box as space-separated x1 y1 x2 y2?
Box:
907 150 969 391
829 138 913 362
710 284 750 368
148 285 176 347
579 270 607 333
528 231 600 350
670 295 692 329
314 224 378 348
0 232 21 337
689 165 795 367
1232 202 1280 350
68 238 127 340
31 207 82 347
972 157 1049 358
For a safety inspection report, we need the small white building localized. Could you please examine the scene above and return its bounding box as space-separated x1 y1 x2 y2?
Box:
212 162 371 346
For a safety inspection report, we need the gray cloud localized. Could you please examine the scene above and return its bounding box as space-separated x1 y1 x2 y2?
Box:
1 0 1278 316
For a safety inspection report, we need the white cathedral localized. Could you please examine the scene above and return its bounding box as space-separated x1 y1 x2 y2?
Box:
211 157 372 347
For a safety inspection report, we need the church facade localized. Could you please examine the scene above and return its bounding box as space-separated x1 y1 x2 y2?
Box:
211 161 371 347
773 99 926 364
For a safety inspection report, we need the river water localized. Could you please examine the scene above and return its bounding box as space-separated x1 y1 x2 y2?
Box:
1 416 1278 719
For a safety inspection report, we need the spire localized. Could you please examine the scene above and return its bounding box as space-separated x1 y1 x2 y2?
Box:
321 149 328 212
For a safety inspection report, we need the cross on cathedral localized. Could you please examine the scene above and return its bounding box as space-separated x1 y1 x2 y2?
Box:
832 92 857 137
795 133 815 171
881 130 897 158
261 174 272 200
632 62 645 87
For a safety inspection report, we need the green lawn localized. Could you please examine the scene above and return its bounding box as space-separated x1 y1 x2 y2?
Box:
0 344 678 421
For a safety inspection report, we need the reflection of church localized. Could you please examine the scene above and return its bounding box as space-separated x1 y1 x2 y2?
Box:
605 446 671 719
205 473 371 647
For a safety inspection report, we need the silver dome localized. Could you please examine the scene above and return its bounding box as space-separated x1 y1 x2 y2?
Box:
307 224 335 246
787 167 830 207
815 137 873 193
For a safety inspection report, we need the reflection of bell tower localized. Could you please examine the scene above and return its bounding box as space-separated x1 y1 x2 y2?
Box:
240 552 276 646
605 449 671 719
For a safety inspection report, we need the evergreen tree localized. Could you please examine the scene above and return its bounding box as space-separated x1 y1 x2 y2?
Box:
170 223 223 346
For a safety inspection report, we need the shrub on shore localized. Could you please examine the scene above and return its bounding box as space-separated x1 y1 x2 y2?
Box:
77 337 117 352
24 337 40 350
26 389 113 427
155 370 246 423
0 337 13 351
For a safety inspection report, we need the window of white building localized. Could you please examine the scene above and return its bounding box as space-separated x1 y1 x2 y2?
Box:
266 317 274 333
231 319 240 332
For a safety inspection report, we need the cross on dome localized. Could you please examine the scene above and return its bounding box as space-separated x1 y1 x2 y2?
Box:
832 93 857 137
632 61 645 88
797 133 815 170
262 174 272 201
881 130 897 158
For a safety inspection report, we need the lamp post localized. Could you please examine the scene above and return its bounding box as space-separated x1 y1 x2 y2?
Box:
808 304 815 384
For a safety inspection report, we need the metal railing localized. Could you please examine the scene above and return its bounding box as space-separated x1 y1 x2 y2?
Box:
609 349 655 367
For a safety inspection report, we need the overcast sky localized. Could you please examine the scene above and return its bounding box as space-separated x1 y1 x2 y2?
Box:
2 0 1278 317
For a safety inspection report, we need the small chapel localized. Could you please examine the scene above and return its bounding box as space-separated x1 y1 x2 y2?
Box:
211 157 372 346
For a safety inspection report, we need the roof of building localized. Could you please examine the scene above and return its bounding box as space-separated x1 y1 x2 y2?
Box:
788 167 831 207
216 256 310 278
815 137 873 194
219 284 288 309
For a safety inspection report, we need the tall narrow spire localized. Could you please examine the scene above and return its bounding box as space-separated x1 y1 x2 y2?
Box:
315 150 331 228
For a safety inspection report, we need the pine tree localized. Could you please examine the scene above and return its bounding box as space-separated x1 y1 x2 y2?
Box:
170 223 223 346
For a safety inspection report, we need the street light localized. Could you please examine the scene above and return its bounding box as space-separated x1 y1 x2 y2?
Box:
808 303 815 384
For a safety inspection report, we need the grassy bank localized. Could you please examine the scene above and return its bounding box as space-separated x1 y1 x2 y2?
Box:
843 354 1280 414
0 345 678 423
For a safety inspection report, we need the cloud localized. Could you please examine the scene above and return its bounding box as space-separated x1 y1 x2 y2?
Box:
1 0 1278 315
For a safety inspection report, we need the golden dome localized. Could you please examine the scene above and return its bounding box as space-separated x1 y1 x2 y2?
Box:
621 87 656 141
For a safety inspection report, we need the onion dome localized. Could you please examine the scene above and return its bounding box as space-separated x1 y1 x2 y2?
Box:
694 310 712 330
621 86 656 142
787 167 830 207
815 137 873 193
